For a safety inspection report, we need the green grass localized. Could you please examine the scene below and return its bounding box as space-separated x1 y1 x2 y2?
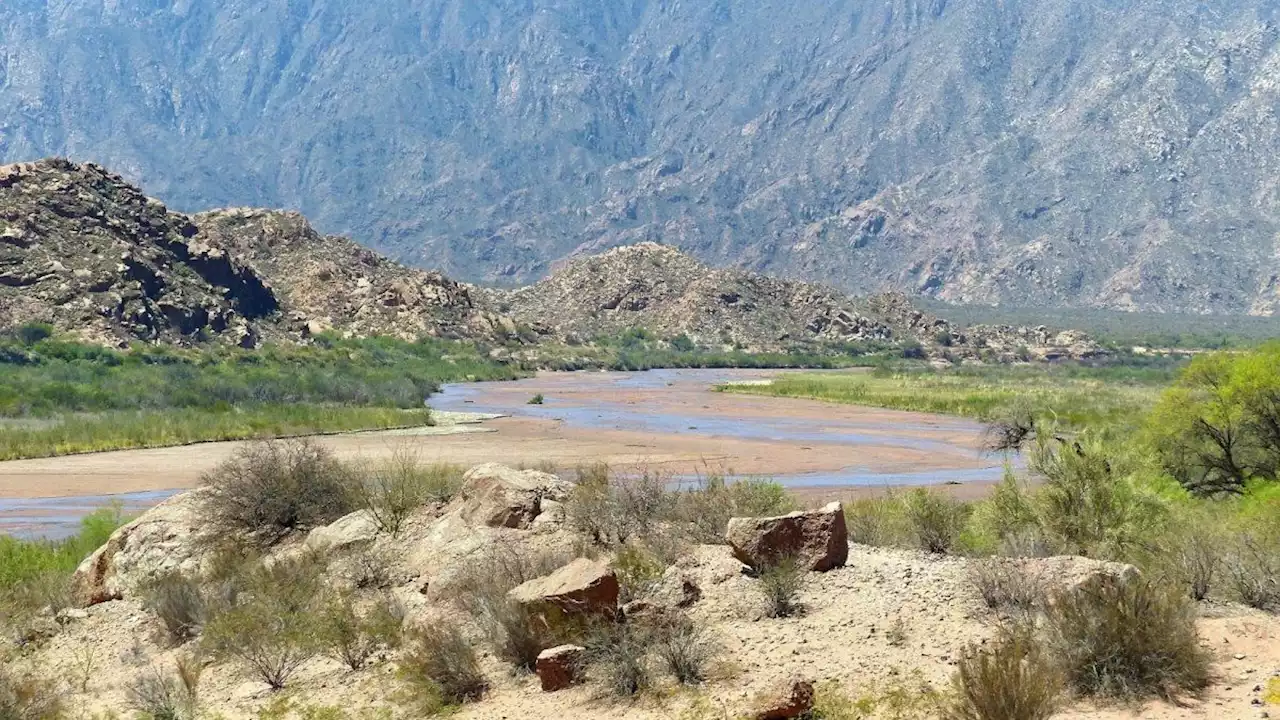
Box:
0 505 127 591
718 365 1171 429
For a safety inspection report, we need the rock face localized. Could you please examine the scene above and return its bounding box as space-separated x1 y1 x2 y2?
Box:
304 511 380 554
7 1 1280 314
726 502 849 573
71 490 211 607
508 558 620 617
535 645 586 692
751 678 816 720
452 464 577 530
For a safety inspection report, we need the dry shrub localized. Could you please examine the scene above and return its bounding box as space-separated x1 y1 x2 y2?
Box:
317 591 404 671
651 615 717 685
0 668 62 720
567 465 672 546
126 660 201 720
969 560 1041 616
845 496 906 547
201 555 326 689
141 572 220 645
1043 579 1210 700
758 556 806 618
201 440 355 547
902 488 968 554
586 621 651 697
398 624 487 712
613 538 687 604
354 452 463 536
1225 533 1280 612
1161 523 1222 602
941 630 1062 720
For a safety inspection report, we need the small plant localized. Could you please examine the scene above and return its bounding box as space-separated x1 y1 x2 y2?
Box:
142 573 212 644
398 624 487 712
902 488 967 554
845 496 905 547
969 560 1041 616
1166 525 1221 602
201 440 356 547
0 667 63 720
69 645 98 694
941 630 1062 720
884 617 908 647
613 542 670 604
1042 579 1210 700
758 556 806 618
354 452 464 536
528 393 545 405
317 591 404 671
651 615 717 685
586 622 651 697
126 661 201 720
678 475 797 544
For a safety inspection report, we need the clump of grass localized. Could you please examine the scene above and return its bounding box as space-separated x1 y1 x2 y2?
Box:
651 615 717 686
586 622 651 697
354 451 464 536
844 496 907 548
758 556 806 618
614 539 686 605
0 667 63 720
941 631 1062 720
566 465 672 546
201 440 356 547
398 624 487 712
902 489 968 554
126 660 202 720
1042 579 1210 700
201 555 326 689
677 474 797 544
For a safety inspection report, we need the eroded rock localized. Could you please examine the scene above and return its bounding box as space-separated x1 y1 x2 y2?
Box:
451 463 576 529
751 678 816 720
726 502 849 572
535 644 586 692
508 557 619 617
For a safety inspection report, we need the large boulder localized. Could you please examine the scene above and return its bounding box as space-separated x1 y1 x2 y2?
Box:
726 502 848 572
305 510 379 553
535 644 586 692
450 464 575 529
751 678 816 720
508 558 619 617
71 489 212 607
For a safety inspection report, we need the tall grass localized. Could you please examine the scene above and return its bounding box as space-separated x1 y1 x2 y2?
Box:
0 505 126 592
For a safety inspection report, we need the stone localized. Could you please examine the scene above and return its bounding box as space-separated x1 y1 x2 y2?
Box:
1021 556 1141 598
535 644 586 692
509 558 619 617
451 463 576 529
726 502 848 572
751 678 815 720
71 489 211 607
305 510 380 553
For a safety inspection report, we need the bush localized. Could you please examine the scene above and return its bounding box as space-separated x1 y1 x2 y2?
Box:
141 573 217 645
201 440 356 547
586 622 651 697
651 615 717 685
566 466 672 546
968 560 1041 617
201 557 325 689
1159 521 1222 602
1225 533 1280 611
902 489 968 554
0 668 62 720
614 540 685 604
1043 579 1210 700
354 452 463 536
678 475 796 544
941 631 1062 720
126 661 201 720
317 591 405 671
528 393 545 405
844 497 906 548
758 556 806 618
398 624 487 711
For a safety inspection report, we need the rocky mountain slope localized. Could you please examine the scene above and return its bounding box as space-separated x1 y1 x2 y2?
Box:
493 243 1102 360
3 0 1280 314
0 159 508 346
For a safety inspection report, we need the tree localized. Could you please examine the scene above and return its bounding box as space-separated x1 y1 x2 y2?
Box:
1148 346 1280 496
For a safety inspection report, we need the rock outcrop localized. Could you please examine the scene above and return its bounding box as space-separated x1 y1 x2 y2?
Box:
508 558 620 618
726 502 849 573
452 464 576 530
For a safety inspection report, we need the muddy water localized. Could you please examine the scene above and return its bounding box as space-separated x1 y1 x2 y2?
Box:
1 368 1009 539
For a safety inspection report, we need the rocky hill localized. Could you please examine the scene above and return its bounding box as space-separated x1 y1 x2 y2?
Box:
0 159 510 346
492 243 1103 360
3 0 1280 314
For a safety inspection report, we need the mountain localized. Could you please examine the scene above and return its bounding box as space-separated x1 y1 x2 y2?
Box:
5 1 1280 315
0 159 508 346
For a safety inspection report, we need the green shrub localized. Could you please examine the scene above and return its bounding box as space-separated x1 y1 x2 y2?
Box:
1043 579 1210 700
354 453 463 536
398 624 487 711
201 440 356 547
566 466 672 546
317 591 405 671
678 475 796 544
758 556 806 618
528 394 545 405
902 489 968 554
941 631 1062 720
844 496 906 547
0 667 63 720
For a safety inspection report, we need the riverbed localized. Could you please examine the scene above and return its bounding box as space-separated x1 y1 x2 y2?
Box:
0 368 1008 538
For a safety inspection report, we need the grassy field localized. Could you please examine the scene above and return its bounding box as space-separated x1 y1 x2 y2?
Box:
718 364 1173 429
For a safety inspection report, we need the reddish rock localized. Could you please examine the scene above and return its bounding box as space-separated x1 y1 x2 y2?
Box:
752 678 815 720
535 644 586 692
726 502 848 572
508 558 619 617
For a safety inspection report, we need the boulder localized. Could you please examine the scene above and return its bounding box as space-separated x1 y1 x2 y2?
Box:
1025 556 1141 597
535 644 586 692
726 502 848 572
509 558 619 617
451 463 576 529
305 510 379 553
71 489 211 607
751 678 815 720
